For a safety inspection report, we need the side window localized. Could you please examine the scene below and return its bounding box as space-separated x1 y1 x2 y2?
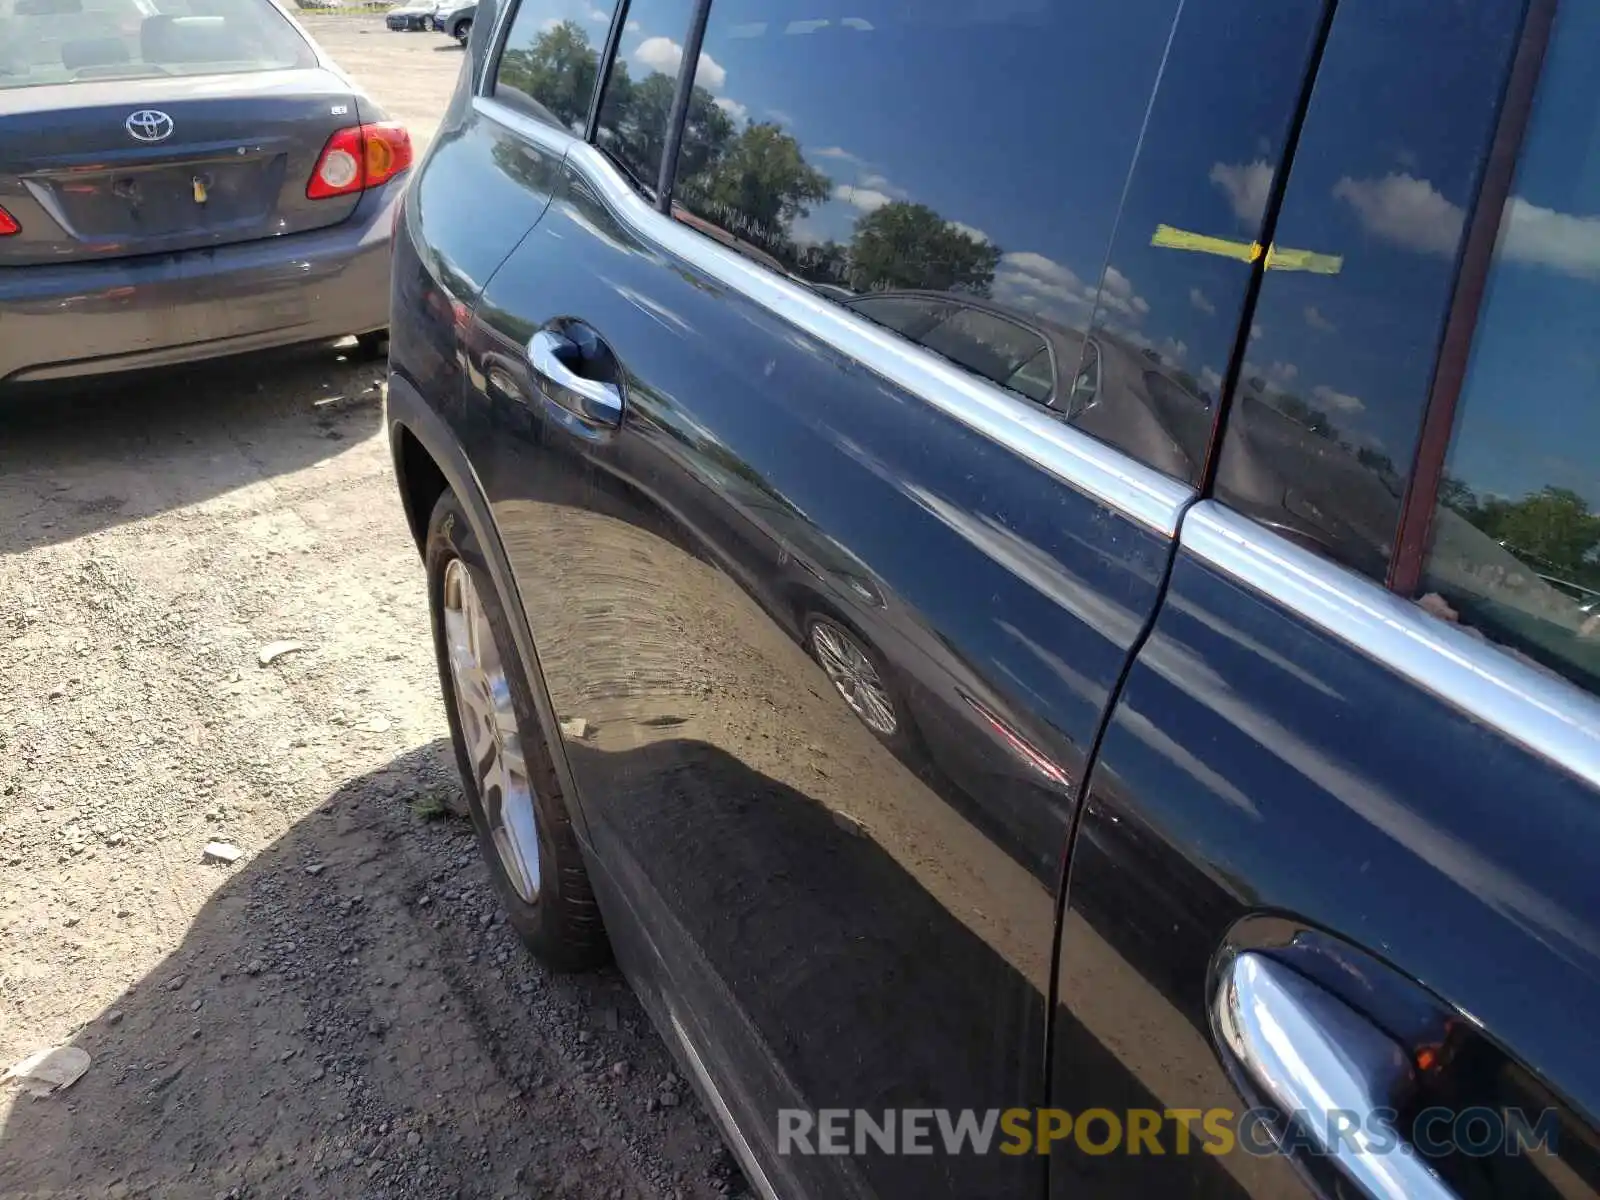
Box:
492 0 620 132
593 0 699 197
1420 0 1600 696
662 0 1188 417
664 0 1327 480
1062 0 1329 483
1213 0 1525 579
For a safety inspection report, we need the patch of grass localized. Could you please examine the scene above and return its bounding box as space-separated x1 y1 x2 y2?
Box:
407 791 452 821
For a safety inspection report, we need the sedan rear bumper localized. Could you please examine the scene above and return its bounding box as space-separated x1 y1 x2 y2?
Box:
0 178 401 385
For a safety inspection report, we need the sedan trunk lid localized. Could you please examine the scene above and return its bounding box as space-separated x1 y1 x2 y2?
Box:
0 68 368 266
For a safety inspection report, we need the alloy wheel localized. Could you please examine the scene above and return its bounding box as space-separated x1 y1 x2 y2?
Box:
810 620 898 736
442 558 541 902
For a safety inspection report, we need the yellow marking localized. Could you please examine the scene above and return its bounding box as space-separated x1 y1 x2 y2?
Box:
1150 224 1342 275
193 176 208 205
1150 224 1258 263
1263 242 1344 275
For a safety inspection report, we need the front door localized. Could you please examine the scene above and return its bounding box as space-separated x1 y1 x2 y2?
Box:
459 0 1324 1195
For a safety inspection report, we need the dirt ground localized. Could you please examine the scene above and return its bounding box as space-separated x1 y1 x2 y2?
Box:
0 19 744 1200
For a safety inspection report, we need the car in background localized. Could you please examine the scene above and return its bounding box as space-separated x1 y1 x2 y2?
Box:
0 0 410 385
385 0 431 30
430 0 471 43
838 290 1231 489
839 289 1098 416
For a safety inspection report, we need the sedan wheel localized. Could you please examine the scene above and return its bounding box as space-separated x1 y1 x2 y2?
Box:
454 17 471 43
809 618 899 737
442 557 540 903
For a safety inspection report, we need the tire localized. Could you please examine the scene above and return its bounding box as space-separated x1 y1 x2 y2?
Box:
803 614 914 755
425 489 610 971
452 17 470 43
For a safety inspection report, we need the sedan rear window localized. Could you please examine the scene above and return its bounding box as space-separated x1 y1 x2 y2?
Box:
0 0 314 87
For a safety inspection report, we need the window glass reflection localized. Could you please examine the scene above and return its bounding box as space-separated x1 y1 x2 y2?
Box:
920 307 1048 392
593 0 699 196
1214 0 1523 578
1063 0 1325 483
846 293 948 338
664 0 1330 484
1422 0 1600 696
493 0 620 131
1008 347 1054 404
666 0 1186 418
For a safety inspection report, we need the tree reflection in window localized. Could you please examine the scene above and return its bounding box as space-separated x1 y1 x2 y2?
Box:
495 18 600 132
1417 0 1600 696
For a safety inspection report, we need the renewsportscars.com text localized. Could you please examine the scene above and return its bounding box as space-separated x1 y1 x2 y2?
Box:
777 1107 1561 1159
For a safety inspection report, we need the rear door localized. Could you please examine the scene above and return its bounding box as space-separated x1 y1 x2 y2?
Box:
457 1 1325 1197
1051 0 1600 1195
0 0 365 264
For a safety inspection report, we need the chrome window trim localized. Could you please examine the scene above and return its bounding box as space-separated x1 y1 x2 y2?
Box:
1184 500 1600 790
469 93 1195 537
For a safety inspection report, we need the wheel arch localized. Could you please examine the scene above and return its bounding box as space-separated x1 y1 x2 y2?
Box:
385 379 599 848
394 423 449 553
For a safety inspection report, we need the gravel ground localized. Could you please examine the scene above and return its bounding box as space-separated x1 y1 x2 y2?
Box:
0 19 742 1200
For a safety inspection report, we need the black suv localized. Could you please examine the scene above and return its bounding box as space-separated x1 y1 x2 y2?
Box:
388 0 1600 1196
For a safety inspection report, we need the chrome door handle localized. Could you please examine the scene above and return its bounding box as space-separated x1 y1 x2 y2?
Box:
527 329 623 427
1216 952 1459 1200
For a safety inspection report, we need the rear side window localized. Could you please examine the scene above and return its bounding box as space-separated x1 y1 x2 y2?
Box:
493 0 620 131
1421 0 1600 696
0 0 314 87
592 0 699 197
1212 0 1525 580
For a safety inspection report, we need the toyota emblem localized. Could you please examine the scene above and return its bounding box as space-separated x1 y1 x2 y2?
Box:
125 110 174 143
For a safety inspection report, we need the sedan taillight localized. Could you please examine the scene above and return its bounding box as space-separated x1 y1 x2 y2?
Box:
0 205 18 236
307 123 413 200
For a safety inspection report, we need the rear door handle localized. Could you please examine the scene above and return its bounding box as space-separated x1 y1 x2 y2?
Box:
527 328 623 428
1216 952 1459 1200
